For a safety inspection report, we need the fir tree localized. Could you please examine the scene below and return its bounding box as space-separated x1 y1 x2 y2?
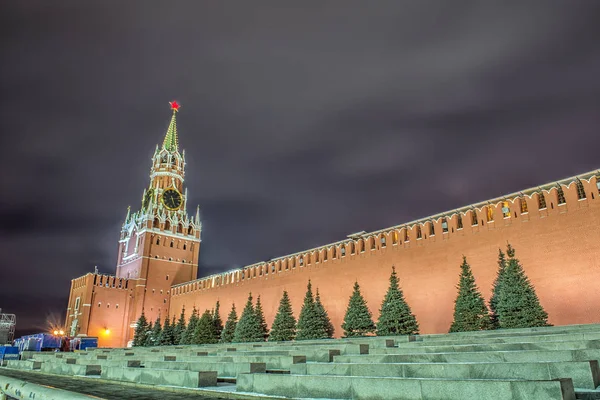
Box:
296 280 327 340
269 291 296 341
342 281 376 337
315 289 334 338
194 310 219 344
181 307 199 345
132 311 149 347
255 295 270 341
376 266 419 336
496 244 550 328
174 307 187 345
449 256 491 332
489 249 507 329
159 314 175 345
221 303 238 343
213 301 224 340
233 293 263 342
150 316 162 346
145 321 153 347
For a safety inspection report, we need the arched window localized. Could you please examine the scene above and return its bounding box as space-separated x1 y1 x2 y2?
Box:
341 246 346 256
323 249 328 261
457 214 463 229
156 238 160 245
471 210 478 226
416 225 422 239
299 256 304 266
441 218 448 233
170 241 174 248
332 247 337 258
392 231 398 244
370 238 376 250
486 206 494 222
538 192 547 209
429 222 435 236
404 228 409 242
501 201 510 218
350 242 356 254
183 243 187 250
557 185 566 205
520 198 528 214
574 180 588 200
380 235 386 247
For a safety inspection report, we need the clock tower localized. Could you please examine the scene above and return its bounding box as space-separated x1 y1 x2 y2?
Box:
65 101 201 347
116 101 201 323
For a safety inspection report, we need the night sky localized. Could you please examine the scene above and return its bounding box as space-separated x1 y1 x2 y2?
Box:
1 2 600 336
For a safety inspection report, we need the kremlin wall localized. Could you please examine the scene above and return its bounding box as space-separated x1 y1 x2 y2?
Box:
65 104 600 348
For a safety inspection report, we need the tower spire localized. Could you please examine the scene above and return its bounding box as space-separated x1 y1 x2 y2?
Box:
162 101 180 152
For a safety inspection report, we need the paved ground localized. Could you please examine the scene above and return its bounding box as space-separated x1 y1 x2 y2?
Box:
0 368 232 400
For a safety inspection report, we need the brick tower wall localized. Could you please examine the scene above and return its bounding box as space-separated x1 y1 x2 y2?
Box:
170 177 600 335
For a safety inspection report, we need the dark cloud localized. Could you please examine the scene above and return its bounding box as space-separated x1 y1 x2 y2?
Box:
1 1 600 336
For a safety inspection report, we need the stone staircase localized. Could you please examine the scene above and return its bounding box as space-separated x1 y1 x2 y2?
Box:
3 323 600 399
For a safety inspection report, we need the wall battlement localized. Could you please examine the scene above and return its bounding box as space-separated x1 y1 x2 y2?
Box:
172 169 600 299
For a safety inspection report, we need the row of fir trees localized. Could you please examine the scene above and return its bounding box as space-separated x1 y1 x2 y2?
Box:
133 243 549 345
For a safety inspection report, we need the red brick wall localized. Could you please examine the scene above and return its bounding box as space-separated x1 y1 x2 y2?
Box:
170 179 600 335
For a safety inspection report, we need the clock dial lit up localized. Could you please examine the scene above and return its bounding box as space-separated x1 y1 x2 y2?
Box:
161 189 182 210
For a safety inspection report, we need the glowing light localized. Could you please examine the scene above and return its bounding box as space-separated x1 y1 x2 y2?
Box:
59 330 64 335
104 329 110 335
53 330 59 335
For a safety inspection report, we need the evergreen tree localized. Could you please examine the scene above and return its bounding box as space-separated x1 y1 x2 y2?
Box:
296 280 327 340
150 316 162 346
496 244 550 328
342 281 376 337
145 321 153 347
174 307 187 345
213 301 224 340
376 266 419 336
255 295 270 341
449 256 491 332
181 307 199 345
221 303 238 343
132 311 149 347
489 249 507 329
270 291 296 341
233 293 263 342
193 310 219 344
315 289 334 338
159 314 175 345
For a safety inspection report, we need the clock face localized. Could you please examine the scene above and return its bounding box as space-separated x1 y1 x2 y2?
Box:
143 189 154 209
162 189 182 210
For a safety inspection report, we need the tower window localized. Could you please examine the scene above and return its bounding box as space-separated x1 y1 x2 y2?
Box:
557 186 566 205
429 222 435 236
576 180 586 200
323 250 328 261
520 198 528 214
416 225 422 239
381 236 386 247
170 241 174 248
486 206 494 222
538 192 547 210
341 247 346 256
404 229 409 242
501 201 510 218
350 242 356 254
183 244 187 250
156 238 160 245
371 238 376 250
299 257 304 266
457 214 463 230
98 302 101 307
332 247 337 258
441 218 448 233
392 231 398 244
471 210 478 226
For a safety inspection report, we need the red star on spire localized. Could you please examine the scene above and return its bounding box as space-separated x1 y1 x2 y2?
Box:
169 100 180 112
